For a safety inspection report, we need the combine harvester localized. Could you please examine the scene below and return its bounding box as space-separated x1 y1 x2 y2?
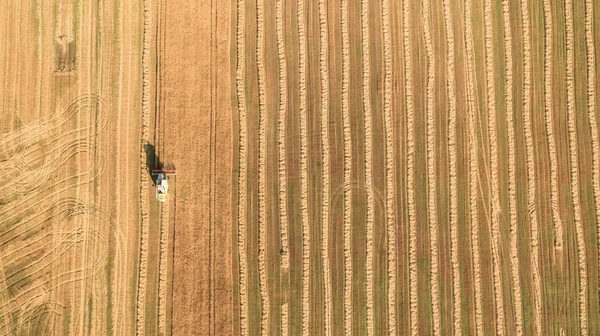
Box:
152 169 176 202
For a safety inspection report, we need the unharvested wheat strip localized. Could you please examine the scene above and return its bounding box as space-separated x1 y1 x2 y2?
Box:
235 0 249 333
297 0 310 333
360 0 375 334
483 0 506 333
341 0 353 333
318 0 333 335
256 0 270 333
422 0 441 334
441 0 461 333
520 1 543 333
381 0 396 333
402 0 418 333
542 0 563 249
565 0 588 333
463 0 484 333
585 0 600 313
136 0 151 334
502 1 524 334
275 0 290 334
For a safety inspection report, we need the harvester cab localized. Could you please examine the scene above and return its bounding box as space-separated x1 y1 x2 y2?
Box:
151 169 176 202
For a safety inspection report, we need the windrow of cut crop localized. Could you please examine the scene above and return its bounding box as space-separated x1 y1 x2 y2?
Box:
318 0 332 335
340 0 353 333
422 0 440 334
256 0 270 333
519 0 543 333
297 0 310 334
501 1 523 334
441 0 460 333
157 203 169 335
360 0 375 334
542 0 563 249
565 0 588 333
463 0 484 333
381 0 396 333
235 0 249 332
402 0 418 333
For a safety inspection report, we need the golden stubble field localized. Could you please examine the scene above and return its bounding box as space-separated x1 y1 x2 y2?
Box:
2 0 600 335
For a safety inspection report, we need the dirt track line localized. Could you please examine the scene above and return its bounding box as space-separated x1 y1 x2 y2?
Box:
441 0 460 333
402 0 417 333
275 0 289 333
235 0 249 332
502 2 524 335
340 0 353 333
422 0 440 334
360 0 375 334
519 1 543 333
256 0 270 333
585 0 600 314
463 0 484 333
565 0 588 333
318 0 332 335
381 0 396 333
298 0 310 333
542 0 563 250
484 0 506 333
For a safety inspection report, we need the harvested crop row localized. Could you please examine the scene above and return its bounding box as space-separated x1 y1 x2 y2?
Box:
360 0 375 335
136 0 152 333
402 0 418 333
502 1 523 335
297 0 310 333
255 0 270 333
463 0 484 333
483 0 506 333
564 0 588 333
519 0 543 333
318 0 332 335
235 0 249 332
340 0 353 333
441 0 460 333
542 0 563 249
421 0 440 334
381 0 396 333
157 203 169 335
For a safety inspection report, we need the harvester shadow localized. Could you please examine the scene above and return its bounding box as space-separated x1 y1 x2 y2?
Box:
144 143 163 185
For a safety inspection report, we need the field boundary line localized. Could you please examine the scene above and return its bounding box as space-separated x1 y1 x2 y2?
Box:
565 0 588 333
502 1 523 334
402 0 418 333
463 0 484 333
318 0 333 335
235 0 249 332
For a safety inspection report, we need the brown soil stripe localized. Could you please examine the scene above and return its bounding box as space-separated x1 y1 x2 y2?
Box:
318 0 332 334
463 0 483 333
542 0 563 250
341 0 353 333
565 0 588 333
297 0 310 333
402 0 417 333
381 0 396 333
441 0 460 333
235 0 249 332
502 1 524 334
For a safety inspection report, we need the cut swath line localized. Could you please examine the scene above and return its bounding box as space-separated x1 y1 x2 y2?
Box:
402 0 418 333
441 0 461 333
542 0 563 250
565 0 588 333
157 203 169 335
501 1 523 334
519 0 543 333
318 0 332 335
463 0 484 333
235 0 249 333
381 0 396 333
422 0 440 334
